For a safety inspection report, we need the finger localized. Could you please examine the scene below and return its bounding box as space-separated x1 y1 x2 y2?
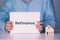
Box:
5 23 13 27
36 21 43 24
38 28 43 32
5 27 13 31
6 26 13 29
5 28 10 32
38 26 43 30
6 26 13 30
6 21 13 24
36 24 42 28
39 30 42 32
36 25 43 32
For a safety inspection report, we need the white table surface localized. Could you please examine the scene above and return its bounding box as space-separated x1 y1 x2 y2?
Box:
0 30 60 40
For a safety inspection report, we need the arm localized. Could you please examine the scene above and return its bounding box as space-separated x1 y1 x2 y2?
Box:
0 12 9 31
43 0 56 28
0 0 13 31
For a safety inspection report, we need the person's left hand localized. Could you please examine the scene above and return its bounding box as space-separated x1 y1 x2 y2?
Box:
5 21 13 33
36 21 43 32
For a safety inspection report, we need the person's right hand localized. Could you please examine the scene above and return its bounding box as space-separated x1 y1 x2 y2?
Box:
36 21 43 33
5 21 13 33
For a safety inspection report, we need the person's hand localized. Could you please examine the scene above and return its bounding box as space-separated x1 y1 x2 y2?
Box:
36 21 43 33
5 21 13 33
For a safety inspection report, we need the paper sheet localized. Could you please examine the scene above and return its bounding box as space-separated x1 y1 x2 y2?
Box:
10 12 40 34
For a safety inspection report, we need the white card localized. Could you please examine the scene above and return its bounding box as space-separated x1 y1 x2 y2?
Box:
10 12 40 34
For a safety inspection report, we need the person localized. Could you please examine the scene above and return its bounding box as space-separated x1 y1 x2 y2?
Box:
0 0 56 33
